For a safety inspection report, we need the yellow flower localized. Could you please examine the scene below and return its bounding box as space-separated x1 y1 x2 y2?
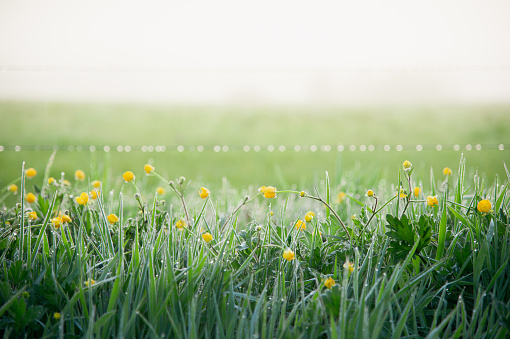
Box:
343 262 354 273
144 164 154 174
270 211 274 216
63 179 71 187
367 189 374 197
295 220 306 230
259 186 267 194
28 211 38 221
61 214 72 223
300 191 306 197
123 171 135 182
26 193 36 204
107 214 119 224
175 218 186 229
304 211 315 222
85 278 96 287
443 167 452 176
76 192 89 205
398 189 407 199
413 187 421 197
7 184 18 193
324 277 336 289
199 187 210 199
202 232 213 243
48 177 55 185
477 199 492 213
54 312 61 320
402 160 412 170
336 192 346 204
92 180 101 188
25 168 37 179
75 170 85 181
283 249 295 261
51 217 62 229
263 186 277 198
426 196 439 207
156 187 165 195
90 190 100 200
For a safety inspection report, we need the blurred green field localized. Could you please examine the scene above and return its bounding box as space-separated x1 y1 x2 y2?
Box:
1 101 509 190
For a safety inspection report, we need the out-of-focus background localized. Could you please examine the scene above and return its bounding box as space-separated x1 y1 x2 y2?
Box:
1 0 509 189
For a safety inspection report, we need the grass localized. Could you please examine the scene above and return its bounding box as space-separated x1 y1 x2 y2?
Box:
0 154 509 338
0 101 509 187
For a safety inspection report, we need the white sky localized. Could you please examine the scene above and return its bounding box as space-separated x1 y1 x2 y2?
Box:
1 0 510 104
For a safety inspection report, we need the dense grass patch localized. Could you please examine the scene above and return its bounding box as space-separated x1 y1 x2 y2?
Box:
0 155 509 338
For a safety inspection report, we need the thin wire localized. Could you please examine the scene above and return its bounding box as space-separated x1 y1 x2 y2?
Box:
0 143 505 153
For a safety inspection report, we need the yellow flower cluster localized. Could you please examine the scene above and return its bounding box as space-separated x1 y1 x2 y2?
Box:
477 199 492 213
282 249 295 261
324 277 336 289
304 211 315 222
199 187 210 199
76 192 89 205
107 214 119 224
25 168 37 179
75 170 85 181
26 193 36 204
426 196 439 207
295 220 306 230
259 186 277 198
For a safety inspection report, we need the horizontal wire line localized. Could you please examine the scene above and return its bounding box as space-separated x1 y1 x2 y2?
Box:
0 143 506 152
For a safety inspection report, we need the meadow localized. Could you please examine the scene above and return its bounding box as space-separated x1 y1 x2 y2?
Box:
0 102 510 337
0 153 509 338
1 101 509 188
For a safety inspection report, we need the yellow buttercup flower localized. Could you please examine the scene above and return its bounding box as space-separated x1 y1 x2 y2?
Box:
144 164 154 174
51 217 62 229
28 211 38 221
402 160 412 170
300 191 306 197
92 180 101 188
304 211 315 222
477 199 492 213
263 186 277 198
63 179 71 187
61 214 72 223
7 184 18 193
259 186 267 194
343 262 354 273
367 189 374 197
397 189 407 199
199 187 210 199
295 220 306 230
443 167 452 176
90 190 100 200
76 192 89 205
54 312 61 320
175 218 186 229
25 168 37 179
426 196 439 207
85 278 96 287
283 249 295 261
107 214 119 224
48 177 55 185
324 277 336 289
156 187 165 195
26 193 36 204
413 187 421 197
202 232 213 243
336 192 346 204
75 170 85 181
123 171 135 182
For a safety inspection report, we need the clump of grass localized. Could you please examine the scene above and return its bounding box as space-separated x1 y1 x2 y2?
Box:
0 156 509 338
